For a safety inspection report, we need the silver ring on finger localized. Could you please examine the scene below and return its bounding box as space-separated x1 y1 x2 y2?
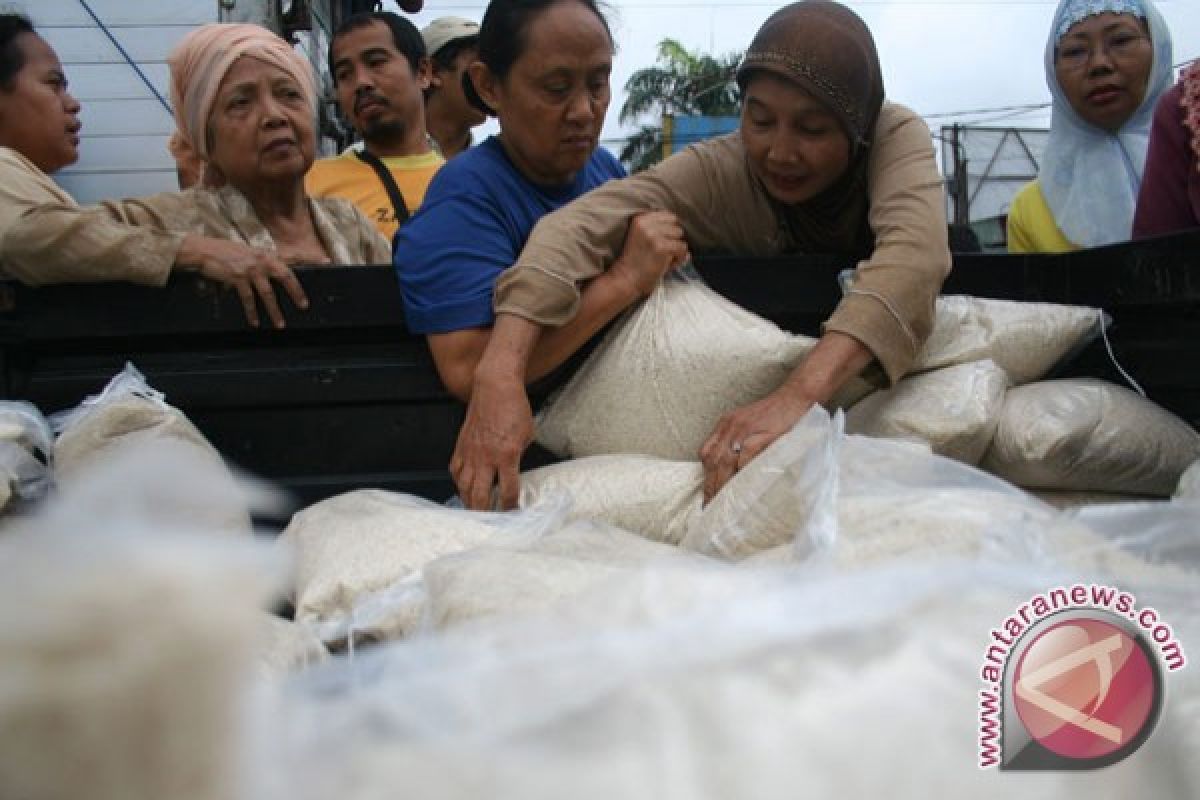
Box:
731 441 743 455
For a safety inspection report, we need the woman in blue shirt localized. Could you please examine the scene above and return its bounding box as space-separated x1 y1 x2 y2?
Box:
394 0 688 400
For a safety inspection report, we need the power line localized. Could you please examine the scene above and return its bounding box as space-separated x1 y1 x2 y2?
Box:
921 103 1049 121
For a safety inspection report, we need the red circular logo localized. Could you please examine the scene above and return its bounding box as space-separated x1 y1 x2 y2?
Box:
1013 618 1157 760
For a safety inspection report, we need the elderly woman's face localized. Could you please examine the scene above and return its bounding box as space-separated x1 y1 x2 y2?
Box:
470 1 612 186
1054 12 1153 133
740 73 851 206
206 55 314 189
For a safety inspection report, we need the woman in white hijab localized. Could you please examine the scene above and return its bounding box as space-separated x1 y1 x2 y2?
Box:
1008 0 1173 252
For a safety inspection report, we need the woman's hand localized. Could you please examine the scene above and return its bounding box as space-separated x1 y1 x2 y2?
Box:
450 365 533 511
608 210 691 297
699 386 817 504
699 331 875 503
176 234 309 328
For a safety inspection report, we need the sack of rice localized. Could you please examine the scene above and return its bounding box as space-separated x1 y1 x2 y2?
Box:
0 521 274 800
520 455 703 545
915 295 1105 384
705 419 1056 568
52 363 220 479
680 407 839 561
283 490 542 640
423 519 686 630
0 401 52 514
536 269 873 461
845 360 1008 465
981 379 1200 496
50 364 252 535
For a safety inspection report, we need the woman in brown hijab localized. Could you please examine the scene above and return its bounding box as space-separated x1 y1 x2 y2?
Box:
451 0 952 510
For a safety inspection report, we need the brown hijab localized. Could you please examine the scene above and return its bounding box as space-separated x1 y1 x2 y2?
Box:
736 0 885 256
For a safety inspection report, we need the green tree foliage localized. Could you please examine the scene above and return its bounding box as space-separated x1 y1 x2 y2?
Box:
619 39 742 172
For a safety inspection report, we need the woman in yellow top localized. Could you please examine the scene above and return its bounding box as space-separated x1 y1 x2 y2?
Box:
1008 0 1172 253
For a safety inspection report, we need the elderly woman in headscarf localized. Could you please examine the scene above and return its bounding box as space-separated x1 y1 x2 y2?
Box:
1 22 389 327
1008 0 1173 253
447 0 952 511
1134 60 1200 236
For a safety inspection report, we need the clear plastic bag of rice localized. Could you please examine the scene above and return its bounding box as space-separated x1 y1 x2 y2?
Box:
680 406 840 561
519 454 703 545
690 408 1056 570
49 364 254 535
51 363 220 479
915 295 1106 384
536 268 873 461
422 518 689 630
845 360 1009 465
283 489 567 643
982 379 1200 496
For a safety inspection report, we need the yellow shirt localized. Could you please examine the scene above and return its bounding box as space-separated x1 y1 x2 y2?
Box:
305 149 443 242
1006 180 1078 254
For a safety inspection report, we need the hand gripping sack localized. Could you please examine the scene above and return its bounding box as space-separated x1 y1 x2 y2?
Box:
535 269 872 461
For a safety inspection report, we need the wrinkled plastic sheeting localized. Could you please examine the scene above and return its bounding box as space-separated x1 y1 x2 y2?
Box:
268 558 1199 800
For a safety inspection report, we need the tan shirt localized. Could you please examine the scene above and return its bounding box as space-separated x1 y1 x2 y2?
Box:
0 147 391 287
495 103 952 384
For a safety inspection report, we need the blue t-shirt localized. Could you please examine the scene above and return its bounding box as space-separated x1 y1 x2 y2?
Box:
394 136 625 334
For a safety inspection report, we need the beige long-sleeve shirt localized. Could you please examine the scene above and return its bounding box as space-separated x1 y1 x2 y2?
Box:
495 103 951 384
0 147 391 287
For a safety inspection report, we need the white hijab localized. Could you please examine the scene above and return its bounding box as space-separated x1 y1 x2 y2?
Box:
1039 0 1174 248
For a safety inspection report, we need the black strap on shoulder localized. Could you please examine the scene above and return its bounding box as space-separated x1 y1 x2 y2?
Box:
354 149 411 225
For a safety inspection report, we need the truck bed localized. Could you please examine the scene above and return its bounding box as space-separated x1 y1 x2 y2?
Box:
2 229 1198 504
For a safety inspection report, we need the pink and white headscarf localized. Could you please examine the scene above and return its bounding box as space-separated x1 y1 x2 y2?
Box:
166 23 317 180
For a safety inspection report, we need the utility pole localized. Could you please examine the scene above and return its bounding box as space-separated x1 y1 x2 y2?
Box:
949 124 970 227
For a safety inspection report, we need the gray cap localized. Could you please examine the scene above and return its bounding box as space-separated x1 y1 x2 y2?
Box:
421 16 481 58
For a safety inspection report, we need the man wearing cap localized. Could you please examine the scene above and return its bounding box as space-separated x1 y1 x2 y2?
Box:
421 17 486 160
305 11 443 242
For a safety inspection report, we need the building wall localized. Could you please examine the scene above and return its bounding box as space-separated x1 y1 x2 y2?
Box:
7 0 213 203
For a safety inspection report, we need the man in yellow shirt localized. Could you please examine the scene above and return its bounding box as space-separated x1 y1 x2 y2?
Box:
306 11 443 244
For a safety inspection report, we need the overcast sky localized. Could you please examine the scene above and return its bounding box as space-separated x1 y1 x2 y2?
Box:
393 0 1199 149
